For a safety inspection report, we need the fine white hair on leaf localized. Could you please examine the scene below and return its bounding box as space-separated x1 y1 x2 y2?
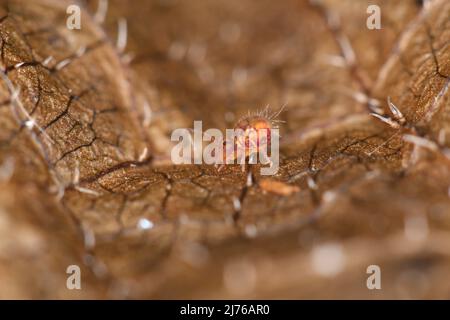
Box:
76 46 87 57
0 157 14 182
366 132 401 157
47 169 67 201
121 52 135 64
288 170 308 183
438 129 446 146
138 147 148 162
368 103 385 116
244 224 257 238
82 224 96 250
322 190 337 204
246 171 253 187
423 77 450 123
0 70 54 144
94 0 109 24
11 86 20 101
14 62 26 69
403 134 438 152
370 113 401 129
142 100 152 127
42 56 53 67
73 161 80 185
407 142 421 167
307 176 318 190
75 186 100 197
443 148 450 160
325 9 340 30
116 18 128 53
232 197 241 211
364 169 380 180
54 184 66 201
55 58 72 71
322 54 347 68
387 96 405 123
369 98 381 107
343 89 383 114
351 91 369 104
368 98 383 113
336 34 356 66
